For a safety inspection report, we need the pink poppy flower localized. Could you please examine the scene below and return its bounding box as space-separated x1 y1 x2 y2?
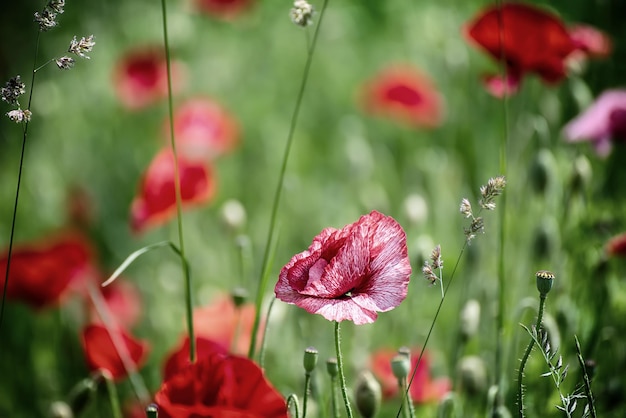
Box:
89 280 143 329
113 47 185 110
0 232 95 309
155 344 287 418
194 0 253 20
606 232 626 258
569 24 612 60
192 294 260 355
464 2 576 96
165 98 239 161
275 211 411 325
563 89 626 157
360 65 444 128
81 324 150 381
130 148 216 233
162 336 227 381
370 348 451 403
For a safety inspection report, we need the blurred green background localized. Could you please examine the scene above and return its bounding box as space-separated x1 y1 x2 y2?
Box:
1 0 626 416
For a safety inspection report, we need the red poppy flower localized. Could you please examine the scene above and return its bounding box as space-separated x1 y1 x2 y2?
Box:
155 345 287 418
606 232 626 258
361 65 444 128
114 47 185 110
192 294 260 355
162 336 228 381
89 281 143 329
194 0 253 20
0 232 94 309
130 148 216 233
165 98 239 161
275 211 411 325
81 324 150 381
464 2 576 96
370 348 451 403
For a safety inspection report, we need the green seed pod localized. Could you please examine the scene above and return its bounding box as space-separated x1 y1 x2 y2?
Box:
230 287 248 308
326 357 338 378
48 401 73 418
391 354 410 381
458 356 487 396
536 270 555 297
355 371 381 418
303 347 319 374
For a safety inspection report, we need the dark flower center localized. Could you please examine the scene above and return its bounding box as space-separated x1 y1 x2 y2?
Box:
609 107 626 142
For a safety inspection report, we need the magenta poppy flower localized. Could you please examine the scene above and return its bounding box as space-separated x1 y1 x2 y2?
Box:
113 46 185 110
360 65 444 129
464 2 576 96
194 0 253 20
275 211 411 325
81 324 150 381
563 89 626 157
155 344 287 418
606 232 626 258
0 232 95 309
165 98 239 161
130 148 216 233
370 348 451 403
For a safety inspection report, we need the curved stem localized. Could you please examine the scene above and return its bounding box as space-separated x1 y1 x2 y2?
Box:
160 0 194 363
248 0 330 359
334 321 354 418
517 295 547 418
0 30 42 344
287 393 301 418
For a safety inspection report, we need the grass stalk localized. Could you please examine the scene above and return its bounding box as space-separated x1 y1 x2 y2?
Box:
248 0 330 360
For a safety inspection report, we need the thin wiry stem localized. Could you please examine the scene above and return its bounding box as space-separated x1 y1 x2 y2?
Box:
517 295 547 418
575 335 597 418
248 0 330 359
103 372 123 418
0 30 42 345
334 321 354 418
160 0 195 363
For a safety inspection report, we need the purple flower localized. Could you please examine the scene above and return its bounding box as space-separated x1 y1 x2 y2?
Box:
275 211 412 325
563 89 626 157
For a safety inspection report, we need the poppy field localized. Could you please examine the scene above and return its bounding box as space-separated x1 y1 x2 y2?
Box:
1 0 626 417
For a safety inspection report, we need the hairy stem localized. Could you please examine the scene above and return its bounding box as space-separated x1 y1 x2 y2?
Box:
334 321 354 418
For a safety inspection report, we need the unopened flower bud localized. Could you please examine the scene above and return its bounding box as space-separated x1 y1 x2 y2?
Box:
326 357 338 378
458 356 487 396
230 287 248 308
355 370 381 418
391 354 409 381
460 299 480 341
584 359 596 381
48 401 73 418
529 149 556 194
221 199 247 230
535 270 555 297
303 346 318 374
67 377 98 415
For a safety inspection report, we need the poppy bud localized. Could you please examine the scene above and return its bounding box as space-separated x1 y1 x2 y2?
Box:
221 199 246 231
326 357 338 378
536 270 555 297
355 371 381 418
303 347 319 375
67 377 98 415
230 287 248 308
529 149 556 194
48 401 73 418
460 299 481 341
391 354 410 381
585 359 596 381
458 356 487 396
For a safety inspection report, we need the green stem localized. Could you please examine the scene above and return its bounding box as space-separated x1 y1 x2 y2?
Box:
160 0 194 363
287 394 301 418
329 371 340 418
248 0 330 359
0 31 41 346
517 295 547 418
303 373 312 418
575 335 597 418
398 379 412 418
103 373 123 418
258 296 276 370
334 321 353 418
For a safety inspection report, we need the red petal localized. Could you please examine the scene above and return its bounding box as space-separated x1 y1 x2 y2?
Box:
569 24 612 59
482 72 521 98
89 280 143 329
361 65 444 128
194 0 253 20
0 232 94 309
606 232 626 257
130 149 216 233
81 324 150 381
466 2 576 83
162 336 227 381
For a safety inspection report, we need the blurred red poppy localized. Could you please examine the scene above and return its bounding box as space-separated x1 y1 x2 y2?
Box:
192 294 259 355
0 232 95 309
568 24 612 60
360 65 444 128
89 280 143 329
275 211 412 325
194 0 253 20
162 336 227 381
81 324 150 381
130 148 216 233
114 46 185 110
165 98 239 161
464 2 576 96
606 232 626 258
370 348 450 403
155 344 287 418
